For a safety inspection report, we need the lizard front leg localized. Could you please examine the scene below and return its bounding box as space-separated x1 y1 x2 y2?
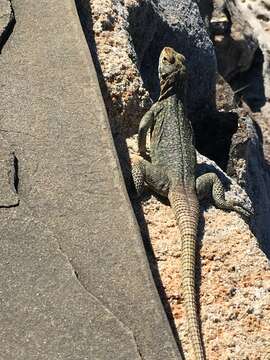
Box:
131 155 169 197
196 172 253 218
138 108 155 157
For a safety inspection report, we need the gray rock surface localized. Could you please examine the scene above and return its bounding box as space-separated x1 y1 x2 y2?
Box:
209 0 269 114
228 114 270 257
225 0 270 105
0 0 182 359
132 0 217 114
87 0 217 135
206 0 258 83
0 0 13 39
0 206 142 360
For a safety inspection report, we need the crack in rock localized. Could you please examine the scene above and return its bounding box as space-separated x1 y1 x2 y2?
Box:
0 0 16 52
19 197 143 359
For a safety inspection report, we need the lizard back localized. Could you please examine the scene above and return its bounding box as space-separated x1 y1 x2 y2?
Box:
150 95 197 184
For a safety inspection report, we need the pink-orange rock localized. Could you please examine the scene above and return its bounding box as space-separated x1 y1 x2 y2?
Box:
138 196 270 360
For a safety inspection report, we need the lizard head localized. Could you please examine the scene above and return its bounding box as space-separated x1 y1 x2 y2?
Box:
158 47 186 79
158 47 187 101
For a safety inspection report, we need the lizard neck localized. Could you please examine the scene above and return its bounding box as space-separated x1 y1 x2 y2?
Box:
158 76 186 104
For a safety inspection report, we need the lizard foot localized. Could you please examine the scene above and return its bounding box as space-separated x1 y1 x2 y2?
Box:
196 172 253 219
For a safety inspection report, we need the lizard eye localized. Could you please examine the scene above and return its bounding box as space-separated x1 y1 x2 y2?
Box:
163 56 175 64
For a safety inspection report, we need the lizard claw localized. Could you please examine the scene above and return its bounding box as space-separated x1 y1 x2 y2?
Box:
233 202 254 219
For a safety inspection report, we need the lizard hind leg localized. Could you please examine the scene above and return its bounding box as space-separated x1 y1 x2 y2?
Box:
131 154 169 197
131 154 146 196
196 172 253 218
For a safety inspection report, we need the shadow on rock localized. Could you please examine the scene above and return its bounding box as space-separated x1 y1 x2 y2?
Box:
130 190 186 359
230 48 266 112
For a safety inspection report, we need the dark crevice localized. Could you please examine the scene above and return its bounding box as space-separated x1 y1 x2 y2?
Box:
74 269 79 279
13 154 19 192
256 13 269 22
193 111 239 170
0 152 20 208
133 336 144 360
0 3 15 53
230 48 266 112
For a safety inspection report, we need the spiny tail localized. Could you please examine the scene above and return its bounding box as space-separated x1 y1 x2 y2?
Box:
169 185 205 360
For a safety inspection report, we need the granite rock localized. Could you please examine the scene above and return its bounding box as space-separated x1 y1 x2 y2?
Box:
88 0 217 135
0 0 183 358
0 0 14 49
225 0 270 106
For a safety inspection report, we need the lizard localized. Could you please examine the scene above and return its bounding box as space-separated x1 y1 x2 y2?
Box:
131 47 252 360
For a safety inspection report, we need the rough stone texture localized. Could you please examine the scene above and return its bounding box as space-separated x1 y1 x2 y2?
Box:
86 0 151 136
228 113 270 257
216 74 236 110
127 131 270 359
139 197 270 360
209 0 230 36
0 0 183 359
201 0 270 115
214 27 258 82
225 0 270 105
0 206 142 360
0 0 13 39
88 1 270 357
196 0 214 29
88 0 217 135
212 0 270 117
211 0 258 82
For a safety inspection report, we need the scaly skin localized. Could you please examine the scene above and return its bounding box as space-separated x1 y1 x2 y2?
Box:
131 47 252 360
